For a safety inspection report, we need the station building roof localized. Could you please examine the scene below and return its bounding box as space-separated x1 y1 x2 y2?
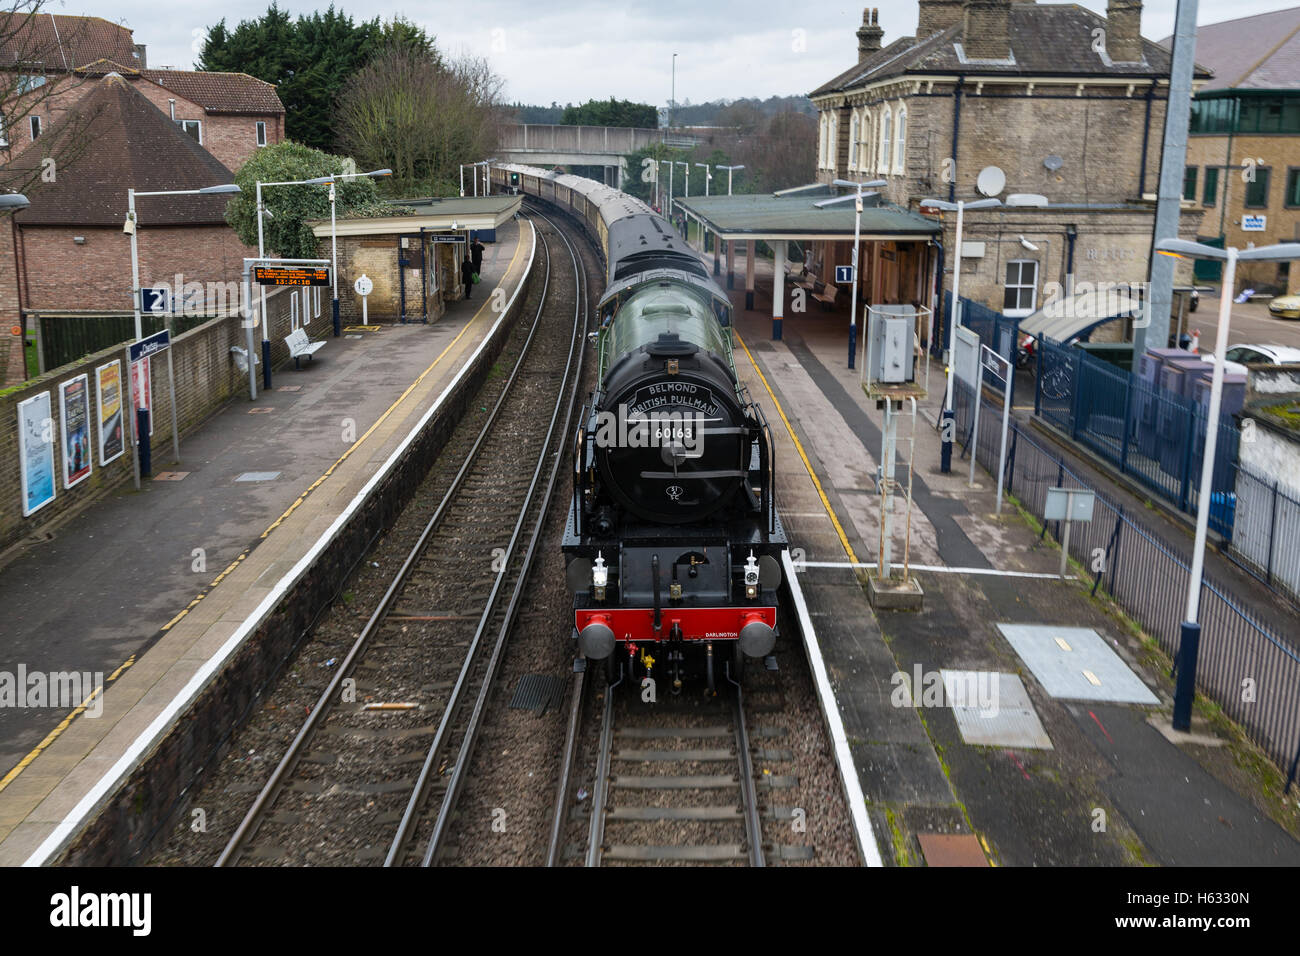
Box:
675 191 940 242
308 195 522 237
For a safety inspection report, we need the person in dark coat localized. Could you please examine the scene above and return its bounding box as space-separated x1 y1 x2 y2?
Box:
461 255 475 300
470 238 485 275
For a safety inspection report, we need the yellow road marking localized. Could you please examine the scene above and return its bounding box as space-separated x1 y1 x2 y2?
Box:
0 234 530 796
732 328 860 565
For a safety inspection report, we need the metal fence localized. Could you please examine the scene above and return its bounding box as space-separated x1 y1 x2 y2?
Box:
33 310 223 374
1035 337 1240 538
941 292 1021 402
953 379 1300 784
1232 466 1300 602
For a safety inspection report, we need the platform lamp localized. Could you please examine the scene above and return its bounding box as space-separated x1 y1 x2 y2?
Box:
0 192 29 211
716 164 744 196
1154 237 1300 733
127 183 241 342
817 179 886 371
695 162 712 196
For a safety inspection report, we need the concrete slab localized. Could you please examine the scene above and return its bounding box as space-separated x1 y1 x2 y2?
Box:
941 670 1052 749
996 624 1159 705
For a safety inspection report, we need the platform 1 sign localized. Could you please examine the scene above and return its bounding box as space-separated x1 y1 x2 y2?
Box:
254 266 330 287
835 265 855 284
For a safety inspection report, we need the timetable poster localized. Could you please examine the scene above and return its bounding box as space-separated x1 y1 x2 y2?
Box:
18 391 56 517
60 374 93 489
96 360 124 465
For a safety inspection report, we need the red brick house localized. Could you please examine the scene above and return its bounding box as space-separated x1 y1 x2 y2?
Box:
0 73 256 382
1 14 284 171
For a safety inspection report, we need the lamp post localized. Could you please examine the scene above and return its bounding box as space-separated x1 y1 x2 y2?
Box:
1154 237 1300 732
716 164 744 195
820 179 886 371
258 168 392 364
671 52 677 129
128 183 242 342
695 162 712 196
676 160 689 199
0 193 29 211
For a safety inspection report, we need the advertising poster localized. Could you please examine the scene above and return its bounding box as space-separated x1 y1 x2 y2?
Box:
18 391 56 517
59 374 93 489
96 360 124 465
130 356 153 436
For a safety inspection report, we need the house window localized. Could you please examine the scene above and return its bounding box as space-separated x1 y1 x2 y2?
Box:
879 108 891 174
1244 166 1270 208
256 121 267 147
29 115 40 140
1203 166 1219 206
1003 259 1039 317
848 113 858 169
1182 166 1198 201
1285 168 1300 208
179 119 202 144
894 108 907 173
16 74 46 94
0 117 7 148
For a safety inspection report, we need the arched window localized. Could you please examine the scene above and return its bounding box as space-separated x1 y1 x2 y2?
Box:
860 113 873 171
819 114 828 168
894 108 907 173
828 113 838 171
879 108 892 174
848 112 859 169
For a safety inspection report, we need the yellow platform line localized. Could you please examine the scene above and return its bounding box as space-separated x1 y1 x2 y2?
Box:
0 235 528 796
732 328 860 565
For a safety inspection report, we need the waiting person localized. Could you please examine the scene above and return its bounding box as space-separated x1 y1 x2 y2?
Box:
462 255 475 300
471 237 485 275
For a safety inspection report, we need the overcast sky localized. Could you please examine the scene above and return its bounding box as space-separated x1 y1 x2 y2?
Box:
50 0 1300 105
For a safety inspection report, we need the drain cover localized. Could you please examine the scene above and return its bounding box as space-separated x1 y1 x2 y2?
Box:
996 624 1158 705
278 385 302 392
236 471 281 482
152 471 190 481
509 674 567 714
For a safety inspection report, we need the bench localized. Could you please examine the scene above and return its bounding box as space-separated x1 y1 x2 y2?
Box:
812 283 839 309
286 327 325 369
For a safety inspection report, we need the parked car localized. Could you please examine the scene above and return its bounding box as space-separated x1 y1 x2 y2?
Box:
1203 343 1300 375
1268 293 1300 320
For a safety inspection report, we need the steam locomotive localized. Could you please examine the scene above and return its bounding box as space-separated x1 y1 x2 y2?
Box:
492 164 786 690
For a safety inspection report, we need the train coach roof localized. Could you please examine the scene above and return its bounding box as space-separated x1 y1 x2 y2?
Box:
496 162 654 221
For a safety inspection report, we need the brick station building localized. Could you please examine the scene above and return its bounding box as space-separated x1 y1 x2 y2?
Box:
811 1 1208 344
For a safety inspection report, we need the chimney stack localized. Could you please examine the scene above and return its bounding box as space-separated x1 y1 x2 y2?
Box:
962 0 1012 59
917 0 965 37
857 8 884 58
1106 0 1144 62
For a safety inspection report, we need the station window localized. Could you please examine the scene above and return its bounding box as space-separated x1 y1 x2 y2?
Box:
894 108 907 174
1203 166 1219 206
848 113 858 169
256 121 267 146
1182 166 1197 201
1003 259 1038 317
879 108 891 174
1244 166 1270 208
1285 168 1300 208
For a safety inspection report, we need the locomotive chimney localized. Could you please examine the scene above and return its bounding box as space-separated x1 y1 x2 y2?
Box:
857 8 884 59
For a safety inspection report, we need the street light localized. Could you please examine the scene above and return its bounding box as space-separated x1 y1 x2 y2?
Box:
1154 237 1300 732
695 162 713 196
716 164 744 195
661 160 675 217
671 52 677 129
676 160 690 198
258 167 391 370
829 179 886 372
127 183 241 341
0 192 30 211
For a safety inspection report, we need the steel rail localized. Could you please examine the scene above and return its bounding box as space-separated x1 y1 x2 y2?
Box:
215 222 547 867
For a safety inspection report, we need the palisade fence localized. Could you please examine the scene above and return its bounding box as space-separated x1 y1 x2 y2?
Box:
1035 337 1240 537
1232 466 1300 601
32 309 231 373
953 379 1300 785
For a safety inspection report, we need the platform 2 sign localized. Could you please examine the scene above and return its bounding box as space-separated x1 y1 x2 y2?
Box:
254 266 330 287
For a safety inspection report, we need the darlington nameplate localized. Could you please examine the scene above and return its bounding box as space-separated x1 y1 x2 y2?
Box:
627 382 720 418
253 266 330 287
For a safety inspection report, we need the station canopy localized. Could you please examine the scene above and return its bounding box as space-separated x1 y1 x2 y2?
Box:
1019 284 1144 343
308 195 521 238
675 186 940 242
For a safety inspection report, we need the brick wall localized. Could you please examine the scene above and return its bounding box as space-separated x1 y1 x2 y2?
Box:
0 285 319 553
17 224 256 312
321 234 456 325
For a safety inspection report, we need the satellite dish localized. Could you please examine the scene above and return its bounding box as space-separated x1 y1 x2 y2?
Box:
976 165 1006 197
1044 154 1064 172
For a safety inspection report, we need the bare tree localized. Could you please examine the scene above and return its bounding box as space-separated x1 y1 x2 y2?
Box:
0 2 111 197
335 44 504 196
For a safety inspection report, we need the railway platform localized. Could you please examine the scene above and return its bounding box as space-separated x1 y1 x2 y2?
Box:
0 220 532 865
724 249 1300 866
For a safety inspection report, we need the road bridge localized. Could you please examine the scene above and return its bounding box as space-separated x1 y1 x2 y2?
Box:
495 125 704 187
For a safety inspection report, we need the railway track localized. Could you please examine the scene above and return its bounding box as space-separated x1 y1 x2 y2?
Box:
215 211 586 867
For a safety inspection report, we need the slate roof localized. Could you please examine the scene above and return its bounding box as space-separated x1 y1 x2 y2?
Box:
141 70 285 115
10 74 237 228
812 3 1211 98
676 193 940 238
0 14 138 72
1161 6 1300 90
